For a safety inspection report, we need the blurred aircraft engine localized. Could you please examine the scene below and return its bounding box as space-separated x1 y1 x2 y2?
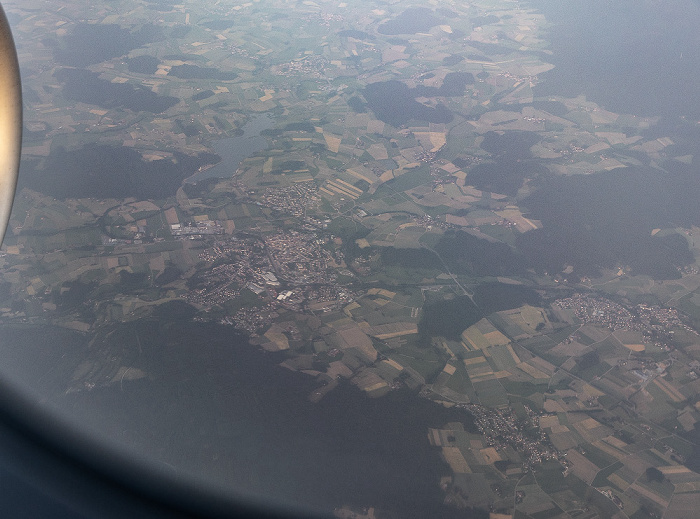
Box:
0 4 21 244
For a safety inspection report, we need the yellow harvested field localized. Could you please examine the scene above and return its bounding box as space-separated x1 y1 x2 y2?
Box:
540 415 559 428
653 377 685 402
469 371 496 383
327 361 353 379
494 207 541 232
479 447 501 464
319 187 335 197
516 362 549 380
604 435 628 449
367 288 396 299
325 184 358 199
442 447 471 473
462 326 491 350
164 207 179 225
592 440 626 461
429 132 446 151
326 181 359 198
463 356 487 366
346 168 375 184
130 201 160 211
369 322 418 339
337 326 378 361
325 182 356 197
61 321 90 332
674 481 700 493
579 417 601 429
506 344 521 364
353 370 388 393
375 327 418 340
343 302 360 316
364 381 389 393
446 214 469 227
583 142 611 154
367 143 389 160
383 358 404 372
263 157 273 173
334 178 363 194
660 465 692 475
520 305 546 327
596 132 642 146
483 330 510 346
462 327 489 350
443 363 457 375
379 170 395 183
623 343 645 352
323 134 342 153
263 330 290 350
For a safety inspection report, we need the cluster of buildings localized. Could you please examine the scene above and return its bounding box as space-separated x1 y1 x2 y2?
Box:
256 181 321 218
304 284 354 312
187 237 275 307
274 55 329 79
415 146 443 164
170 219 224 238
188 230 355 332
460 403 563 469
264 230 338 285
222 304 280 336
555 293 634 330
555 293 697 346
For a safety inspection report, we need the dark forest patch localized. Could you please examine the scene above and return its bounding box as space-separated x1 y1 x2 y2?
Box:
55 68 178 113
54 23 163 67
377 8 442 35
126 55 160 74
517 166 698 278
19 144 218 200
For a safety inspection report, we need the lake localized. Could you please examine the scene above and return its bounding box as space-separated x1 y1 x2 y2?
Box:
186 115 274 183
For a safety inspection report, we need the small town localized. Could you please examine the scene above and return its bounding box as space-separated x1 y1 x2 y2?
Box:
187 230 355 332
554 293 697 346
459 403 564 469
